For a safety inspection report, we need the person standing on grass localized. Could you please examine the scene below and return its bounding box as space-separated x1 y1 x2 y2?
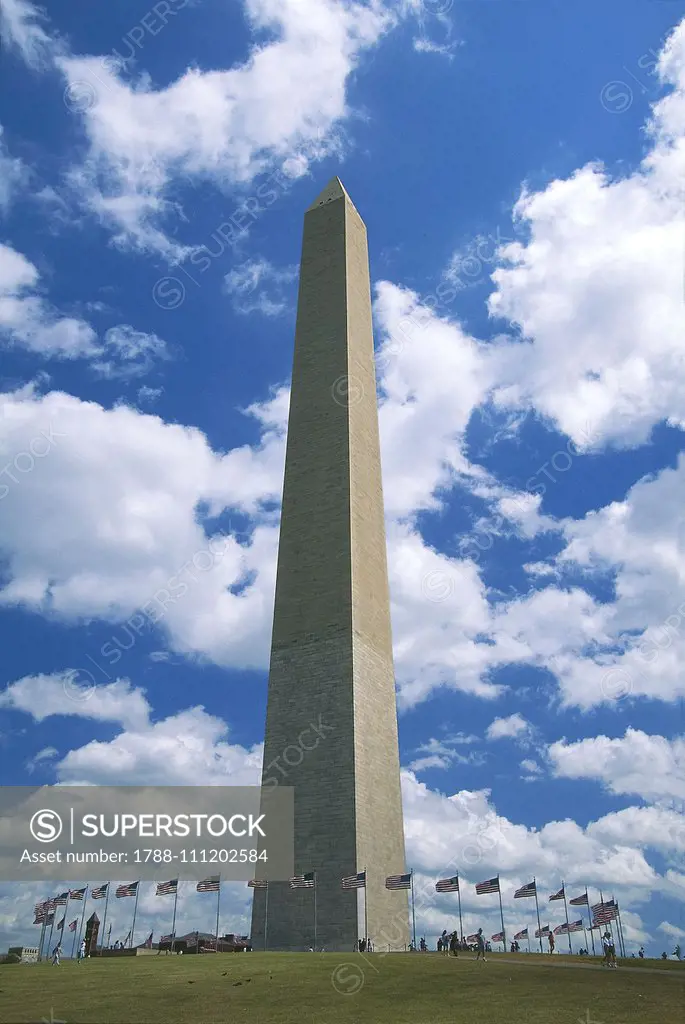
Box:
77 939 86 963
602 932 614 968
548 931 555 954
51 944 61 966
474 928 487 962
449 932 459 957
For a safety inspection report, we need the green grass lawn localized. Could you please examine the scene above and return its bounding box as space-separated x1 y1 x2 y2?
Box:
0 952 682 1024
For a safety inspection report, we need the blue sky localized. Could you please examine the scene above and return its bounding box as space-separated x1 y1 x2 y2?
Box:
0 0 684 956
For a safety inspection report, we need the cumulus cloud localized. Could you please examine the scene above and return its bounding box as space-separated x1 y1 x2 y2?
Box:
486 713 532 742
0 672 151 731
53 0 394 256
0 243 169 375
548 729 685 803
485 20 685 450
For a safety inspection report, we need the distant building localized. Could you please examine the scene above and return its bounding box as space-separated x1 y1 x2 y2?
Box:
8 946 39 963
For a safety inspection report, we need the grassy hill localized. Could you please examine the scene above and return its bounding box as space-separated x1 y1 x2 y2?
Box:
0 951 682 1023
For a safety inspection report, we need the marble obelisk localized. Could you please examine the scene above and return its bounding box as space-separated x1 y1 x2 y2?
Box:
250 178 408 952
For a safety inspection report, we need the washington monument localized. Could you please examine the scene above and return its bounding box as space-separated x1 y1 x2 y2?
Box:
251 178 409 952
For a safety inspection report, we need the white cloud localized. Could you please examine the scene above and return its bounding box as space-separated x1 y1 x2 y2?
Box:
224 258 297 316
658 920 685 940
408 734 483 772
0 125 28 212
486 713 531 742
485 19 685 450
24 745 58 774
91 324 169 379
0 242 98 357
137 385 163 405
0 672 151 731
549 729 685 802
0 384 285 668
56 706 263 786
0 0 55 70
56 0 395 256
0 243 169 376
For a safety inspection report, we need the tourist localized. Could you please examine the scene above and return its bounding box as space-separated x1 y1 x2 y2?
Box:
51 944 61 966
449 932 458 957
602 932 615 968
548 931 555 955
437 937 442 953
474 928 487 962
77 939 86 963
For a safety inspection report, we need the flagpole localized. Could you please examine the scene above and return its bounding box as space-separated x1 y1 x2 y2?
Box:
364 868 369 949
47 904 55 955
264 883 269 951
313 873 318 951
76 887 89 956
585 888 595 956
101 885 110 954
613 896 625 958
562 882 572 954
38 916 46 962
599 888 615 952
62 893 70 954
71 915 78 959
456 877 464 941
215 877 221 952
533 878 542 953
410 870 416 951
527 931 530 953
170 883 179 954
497 876 506 953
131 883 140 949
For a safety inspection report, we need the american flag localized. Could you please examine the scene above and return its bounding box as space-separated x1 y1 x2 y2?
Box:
69 887 87 900
514 927 528 940
466 932 480 943
247 879 267 889
34 900 53 923
92 884 108 900
69 920 78 933
290 872 316 889
342 872 366 890
491 931 504 941
591 900 618 924
53 892 69 905
554 920 584 935
385 873 411 890
116 882 139 898
144 932 153 948
57 917 65 930
514 881 536 899
160 933 174 943
435 876 459 893
156 879 178 896
475 876 500 895
197 876 221 893
535 925 550 938
569 893 589 906
549 887 565 901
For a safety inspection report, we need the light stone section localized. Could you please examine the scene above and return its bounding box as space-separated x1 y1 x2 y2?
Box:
251 178 409 952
